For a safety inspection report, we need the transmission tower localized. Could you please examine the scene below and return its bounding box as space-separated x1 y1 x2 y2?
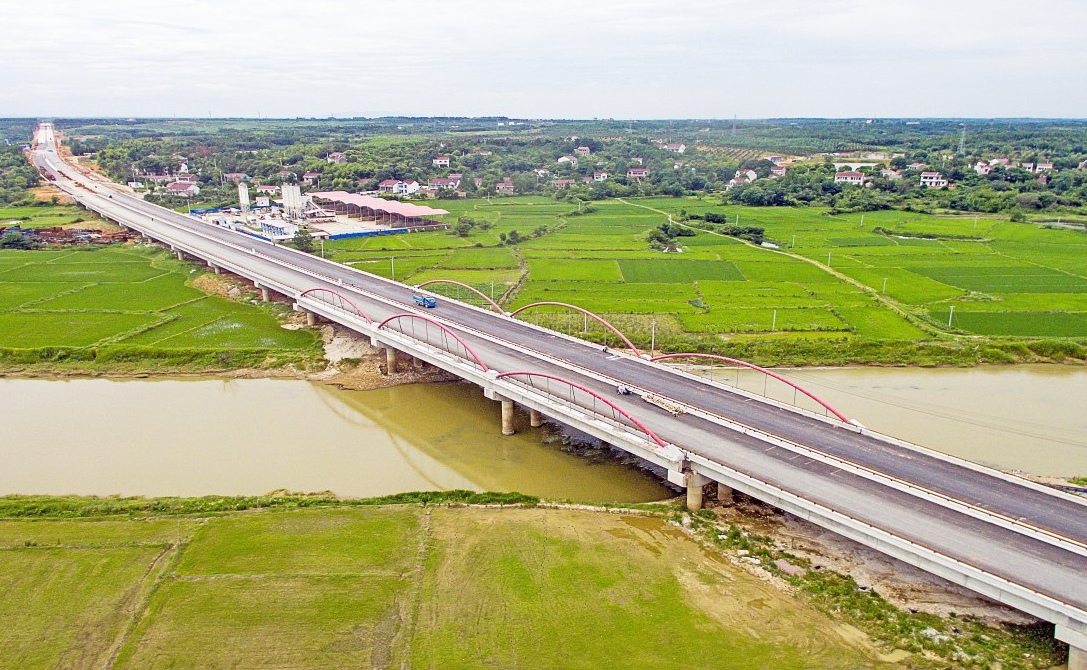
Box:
958 124 967 156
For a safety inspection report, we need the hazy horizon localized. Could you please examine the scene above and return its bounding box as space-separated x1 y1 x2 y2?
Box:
4 0 1085 119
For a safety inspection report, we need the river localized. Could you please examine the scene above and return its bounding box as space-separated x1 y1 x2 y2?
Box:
2 365 1085 499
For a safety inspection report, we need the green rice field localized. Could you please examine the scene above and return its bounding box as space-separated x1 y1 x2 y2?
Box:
0 245 320 366
323 196 1087 355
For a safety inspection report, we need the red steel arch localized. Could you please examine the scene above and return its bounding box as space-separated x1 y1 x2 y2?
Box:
495 371 667 448
509 302 642 357
378 313 489 372
416 279 504 313
650 353 850 423
299 288 374 323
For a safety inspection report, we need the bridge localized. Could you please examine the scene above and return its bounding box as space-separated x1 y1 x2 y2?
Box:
31 123 1087 664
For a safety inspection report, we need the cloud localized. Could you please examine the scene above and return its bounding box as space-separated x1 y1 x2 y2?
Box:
2 0 1084 118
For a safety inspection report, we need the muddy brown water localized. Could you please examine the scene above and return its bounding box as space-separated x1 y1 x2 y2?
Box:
0 378 670 501
2 365 1085 499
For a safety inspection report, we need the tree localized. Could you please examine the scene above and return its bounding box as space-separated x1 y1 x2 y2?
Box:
290 228 315 253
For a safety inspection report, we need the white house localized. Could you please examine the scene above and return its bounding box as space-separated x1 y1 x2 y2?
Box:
165 182 200 197
432 156 451 168
919 171 948 188
593 171 608 182
627 167 649 179
834 171 865 186
574 146 591 156
557 155 579 166
663 143 686 154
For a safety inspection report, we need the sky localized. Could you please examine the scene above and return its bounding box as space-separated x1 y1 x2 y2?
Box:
3 0 1085 119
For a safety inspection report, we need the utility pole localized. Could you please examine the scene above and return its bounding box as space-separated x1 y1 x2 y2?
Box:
827 251 831 267
771 310 777 331
882 277 888 293
390 257 395 281
948 305 955 328
650 319 657 357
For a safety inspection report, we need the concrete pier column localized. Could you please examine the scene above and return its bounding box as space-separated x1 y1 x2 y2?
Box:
684 471 710 512
501 400 516 436
385 347 397 373
716 482 734 504
1057 625 1087 670
175 250 184 261
212 265 221 275
1069 647 1087 670
305 310 316 327
260 287 270 302
529 408 543 428
412 356 424 369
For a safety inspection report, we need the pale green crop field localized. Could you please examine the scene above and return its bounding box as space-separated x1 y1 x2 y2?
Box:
0 246 318 354
319 196 1087 346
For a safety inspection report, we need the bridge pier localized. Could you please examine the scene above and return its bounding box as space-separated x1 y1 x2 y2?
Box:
412 355 424 369
684 471 711 511
501 400 516 436
260 287 270 302
716 482 734 504
529 408 543 428
385 347 398 373
305 310 316 327
1058 626 1087 670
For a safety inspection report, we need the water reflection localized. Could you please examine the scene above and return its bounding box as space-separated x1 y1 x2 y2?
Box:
0 378 671 502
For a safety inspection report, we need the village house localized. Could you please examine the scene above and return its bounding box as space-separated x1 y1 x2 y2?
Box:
627 167 650 180
631 157 644 165
574 146 591 156
919 171 949 188
475 150 493 156
302 171 321 186
770 165 787 177
907 162 927 171
223 173 249 183
974 162 991 175
428 177 459 191
378 179 420 195
533 168 551 177
880 168 902 180
1021 162 1035 172
432 156 451 168
729 169 759 188
495 177 516 195
593 171 608 182
141 174 172 184
326 152 347 164
557 155 579 166
165 182 200 197
1037 162 1054 172
256 184 279 195
581 176 593 184
473 177 483 188
663 142 686 154
552 179 576 189
175 173 199 183
834 171 865 186
275 169 294 179
990 158 1010 166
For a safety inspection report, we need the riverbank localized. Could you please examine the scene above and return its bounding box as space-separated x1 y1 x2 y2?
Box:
0 492 1067 669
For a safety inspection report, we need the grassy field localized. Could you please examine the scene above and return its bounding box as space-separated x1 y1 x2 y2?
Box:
0 496 1064 670
0 505 886 669
321 196 1087 365
0 204 99 229
0 244 321 370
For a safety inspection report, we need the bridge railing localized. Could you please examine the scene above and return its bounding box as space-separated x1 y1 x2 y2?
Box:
378 313 489 372
495 371 667 449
